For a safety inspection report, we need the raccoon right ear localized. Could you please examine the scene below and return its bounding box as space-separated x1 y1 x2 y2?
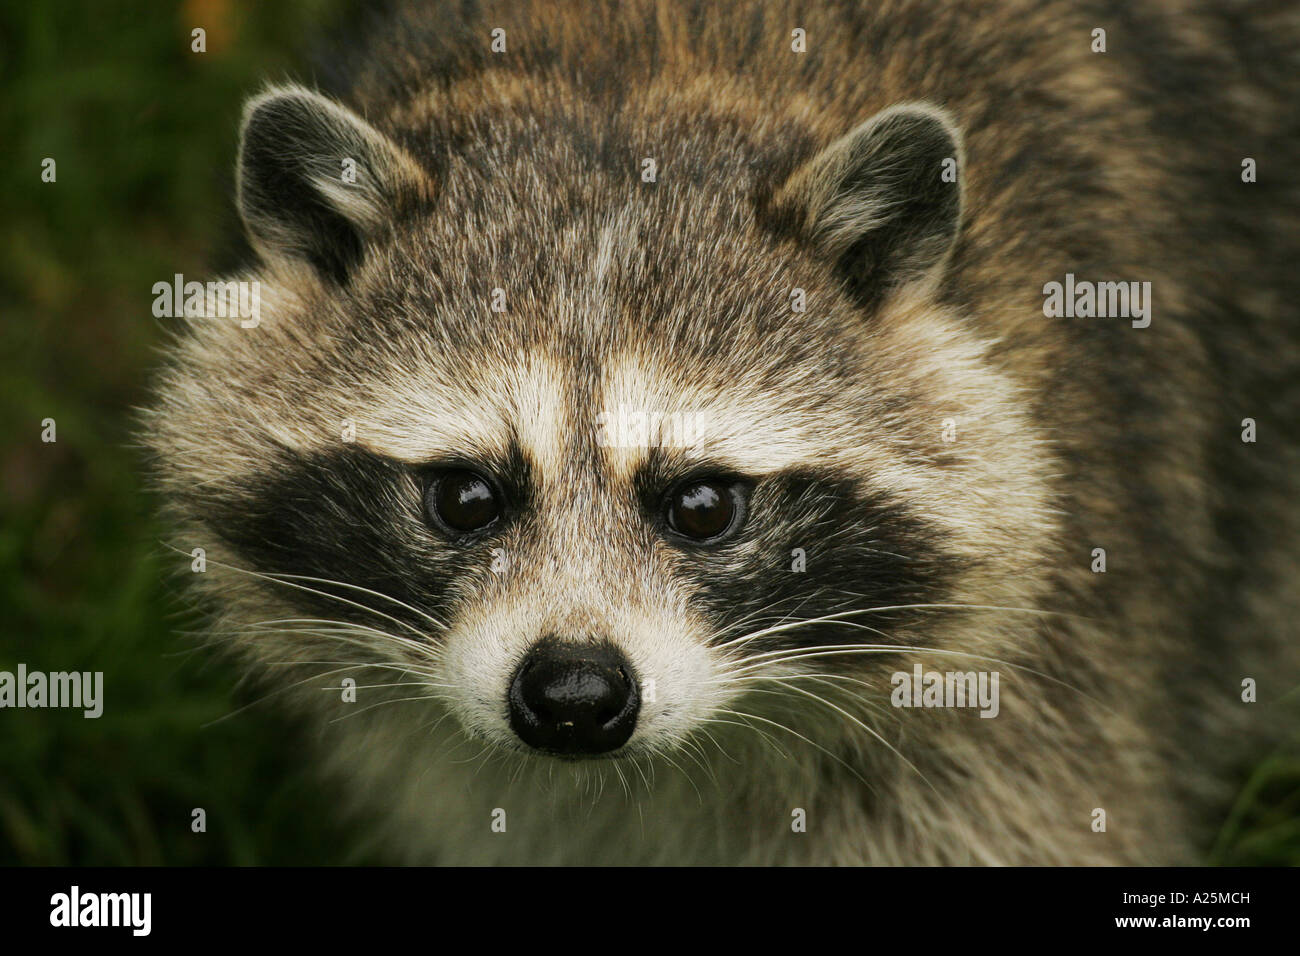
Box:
236 85 434 284
775 102 964 310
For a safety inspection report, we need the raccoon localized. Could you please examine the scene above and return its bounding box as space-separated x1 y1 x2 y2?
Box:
143 0 1300 865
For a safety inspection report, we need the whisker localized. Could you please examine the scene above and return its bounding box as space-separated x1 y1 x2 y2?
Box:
711 706 877 794
201 660 430 727
247 569 446 630
242 620 441 660
693 726 740 765
656 749 704 802
711 669 881 694
330 692 450 723
321 681 447 691
719 642 1105 708
770 678 938 796
714 601 1090 654
160 543 432 641
702 713 788 759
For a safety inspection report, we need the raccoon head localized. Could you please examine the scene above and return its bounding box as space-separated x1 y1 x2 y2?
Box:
147 84 1054 766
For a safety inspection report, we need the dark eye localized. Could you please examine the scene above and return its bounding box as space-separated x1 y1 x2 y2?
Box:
665 479 742 542
425 469 502 534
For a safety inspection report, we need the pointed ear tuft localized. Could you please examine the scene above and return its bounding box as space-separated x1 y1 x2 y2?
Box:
776 103 964 308
236 84 434 283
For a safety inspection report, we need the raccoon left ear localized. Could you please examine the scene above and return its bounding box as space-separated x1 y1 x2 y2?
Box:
776 102 963 308
237 84 434 284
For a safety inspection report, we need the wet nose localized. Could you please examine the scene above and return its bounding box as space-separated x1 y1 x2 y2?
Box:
508 640 639 755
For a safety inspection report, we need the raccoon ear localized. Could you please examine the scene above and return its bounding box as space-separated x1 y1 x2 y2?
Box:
236 84 433 283
776 102 963 308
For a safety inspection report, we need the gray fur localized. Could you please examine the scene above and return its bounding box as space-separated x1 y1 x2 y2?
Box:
142 0 1300 864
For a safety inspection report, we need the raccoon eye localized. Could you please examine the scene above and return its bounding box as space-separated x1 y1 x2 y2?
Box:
665 479 742 542
425 469 501 534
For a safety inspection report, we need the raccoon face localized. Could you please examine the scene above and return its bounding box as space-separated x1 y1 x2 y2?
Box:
149 85 1055 765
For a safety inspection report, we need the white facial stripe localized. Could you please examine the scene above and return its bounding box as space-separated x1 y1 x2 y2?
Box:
504 353 570 477
354 353 570 474
355 378 510 462
599 356 818 479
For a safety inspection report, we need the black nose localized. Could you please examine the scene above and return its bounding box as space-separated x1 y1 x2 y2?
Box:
508 641 639 756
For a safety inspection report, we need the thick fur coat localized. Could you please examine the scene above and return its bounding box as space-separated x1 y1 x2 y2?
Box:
144 0 1300 864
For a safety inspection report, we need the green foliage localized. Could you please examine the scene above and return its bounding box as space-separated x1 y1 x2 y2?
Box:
0 0 370 865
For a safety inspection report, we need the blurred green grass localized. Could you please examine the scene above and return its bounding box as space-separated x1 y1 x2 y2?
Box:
0 0 374 865
0 0 1295 866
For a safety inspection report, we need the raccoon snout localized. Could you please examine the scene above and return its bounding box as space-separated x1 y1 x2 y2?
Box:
507 640 640 756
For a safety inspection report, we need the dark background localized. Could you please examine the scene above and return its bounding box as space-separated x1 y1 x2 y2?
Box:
1 0 1297 865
